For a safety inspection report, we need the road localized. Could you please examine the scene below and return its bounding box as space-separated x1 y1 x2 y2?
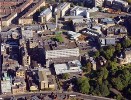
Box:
0 91 115 100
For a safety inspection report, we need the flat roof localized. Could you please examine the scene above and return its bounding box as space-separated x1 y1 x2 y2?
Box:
40 8 52 16
57 2 70 11
54 60 82 75
70 6 87 12
44 41 78 51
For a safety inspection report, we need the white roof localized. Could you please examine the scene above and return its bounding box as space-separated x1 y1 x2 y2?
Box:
54 60 82 75
40 8 52 16
70 6 87 12
67 31 81 40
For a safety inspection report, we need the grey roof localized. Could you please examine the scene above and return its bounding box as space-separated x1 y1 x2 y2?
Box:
40 8 52 16
57 2 70 11
101 18 115 24
100 37 116 46
24 25 43 31
46 23 56 30
106 38 116 45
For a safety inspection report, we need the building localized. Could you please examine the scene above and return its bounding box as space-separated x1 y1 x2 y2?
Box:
83 25 103 36
38 70 55 90
11 77 26 94
22 29 33 38
63 16 84 21
2 54 19 71
94 0 104 7
39 8 52 23
118 49 131 64
22 53 31 67
1 72 11 94
67 31 81 41
44 40 80 66
19 17 33 25
106 25 127 37
54 60 82 75
1 12 17 27
100 18 115 27
56 2 70 18
70 6 89 17
16 67 25 79
26 70 39 91
72 18 90 32
99 37 116 46
28 38 39 49
104 0 131 12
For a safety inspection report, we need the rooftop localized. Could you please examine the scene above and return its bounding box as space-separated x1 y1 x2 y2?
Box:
44 40 78 51
57 2 70 11
70 6 87 12
54 60 82 75
40 8 52 16
38 71 48 82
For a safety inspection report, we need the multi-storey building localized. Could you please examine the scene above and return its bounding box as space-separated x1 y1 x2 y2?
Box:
39 8 52 23
44 40 80 66
56 2 70 18
118 49 131 65
11 77 26 94
1 72 12 94
38 69 55 90
16 67 25 79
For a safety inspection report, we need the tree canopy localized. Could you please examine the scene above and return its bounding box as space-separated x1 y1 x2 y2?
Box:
77 77 90 94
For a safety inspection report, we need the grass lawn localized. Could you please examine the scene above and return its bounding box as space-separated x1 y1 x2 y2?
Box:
55 32 64 42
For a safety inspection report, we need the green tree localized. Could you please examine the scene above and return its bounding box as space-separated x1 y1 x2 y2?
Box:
86 62 92 73
108 61 118 70
103 46 115 60
98 67 109 80
93 51 100 59
111 77 124 91
83 62 92 73
100 84 110 96
77 77 90 94
116 43 121 52
122 38 131 48
62 73 69 80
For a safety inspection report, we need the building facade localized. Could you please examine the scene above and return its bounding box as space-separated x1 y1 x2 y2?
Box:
39 8 52 23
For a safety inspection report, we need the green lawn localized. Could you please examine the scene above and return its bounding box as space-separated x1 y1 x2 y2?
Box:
55 32 64 42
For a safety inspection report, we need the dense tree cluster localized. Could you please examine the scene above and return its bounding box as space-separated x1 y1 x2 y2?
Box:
76 67 131 99
76 38 131 99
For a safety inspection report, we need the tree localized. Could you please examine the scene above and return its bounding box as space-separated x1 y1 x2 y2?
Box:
100 83 110 96
82 61 92 73
93 51 100 59
97 67 109 80
116 43 121 52
103 46 115 60
62 73 69 80
111 77 124 91
86 62 92 73
108 61 118 70
122 38 131 48
77 77 90 94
